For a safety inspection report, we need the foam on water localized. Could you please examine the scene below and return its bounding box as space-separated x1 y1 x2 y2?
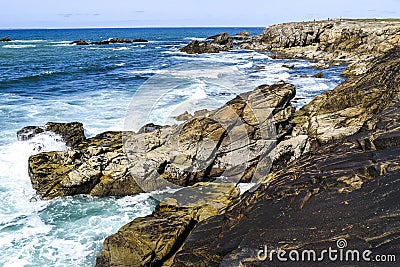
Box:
0 133 163 266
2 44 36 49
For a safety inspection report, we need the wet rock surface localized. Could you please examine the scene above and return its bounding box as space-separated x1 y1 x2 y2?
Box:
0 37 11 42
95 182 239 267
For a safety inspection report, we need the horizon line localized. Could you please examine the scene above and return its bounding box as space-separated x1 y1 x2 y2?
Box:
0 25 267 30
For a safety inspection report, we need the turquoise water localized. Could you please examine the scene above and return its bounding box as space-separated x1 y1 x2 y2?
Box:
0 28 345 266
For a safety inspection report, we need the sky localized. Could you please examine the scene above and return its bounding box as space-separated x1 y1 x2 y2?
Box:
0 0 399 28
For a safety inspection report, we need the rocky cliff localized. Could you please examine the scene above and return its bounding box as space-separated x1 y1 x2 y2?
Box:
241 19 400 62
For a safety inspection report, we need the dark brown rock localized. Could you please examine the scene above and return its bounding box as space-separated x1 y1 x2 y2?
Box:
312 71 323 78
70 39 89 45
0 37 11 42
282 64 295 69
92 38 133 45
44 122 85 148
17 122 85 148
233 31 250 40
17 126 45 141
180 32 233 54
131 38 148 42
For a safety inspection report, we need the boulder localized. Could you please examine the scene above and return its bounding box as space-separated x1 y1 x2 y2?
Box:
91 38 148 45
180 32 233 54
132 38 148 43
70 39 89 45
17 126 45 141
312 71 323 78
282 64 295 69
0 37 11 42
92 38 132 45
312 61 330 69
233 31 250 40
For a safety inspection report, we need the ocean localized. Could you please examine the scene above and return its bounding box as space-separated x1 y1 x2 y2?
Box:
0 27 345 266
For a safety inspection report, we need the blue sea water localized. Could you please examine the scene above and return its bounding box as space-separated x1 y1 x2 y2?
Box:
0 28 345 266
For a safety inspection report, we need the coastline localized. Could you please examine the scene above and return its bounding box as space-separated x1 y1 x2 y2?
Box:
15 19 400 266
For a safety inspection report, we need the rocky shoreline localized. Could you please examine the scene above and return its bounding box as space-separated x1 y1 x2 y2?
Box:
22 19 400 266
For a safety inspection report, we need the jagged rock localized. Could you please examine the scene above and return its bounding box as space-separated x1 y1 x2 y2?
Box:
28 82 296 199
312 71 323 78
17 122 85 148
17 126 45 141
233 31 250 40
131 38 148 42
282 64 295 69
70 39 89 45
180 32 233 54
95 182 239 267
137 123 163 134
172 92 400 267
312 61 330 69
292 46 400 144
0 37 11 42
92 38 133 45
174 111 193 122
44 122 85 147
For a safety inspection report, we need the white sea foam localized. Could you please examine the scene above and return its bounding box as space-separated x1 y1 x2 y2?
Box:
236 183 257 195
113 47 128 51
183 37 207 41
2 44 36 49
12 40 45 43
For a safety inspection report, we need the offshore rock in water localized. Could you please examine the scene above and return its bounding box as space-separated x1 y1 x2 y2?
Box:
0 37 11 42
28 82 296 199
70 39 89 45
17 122 85 148
71 38 149 45
180 32 233 54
